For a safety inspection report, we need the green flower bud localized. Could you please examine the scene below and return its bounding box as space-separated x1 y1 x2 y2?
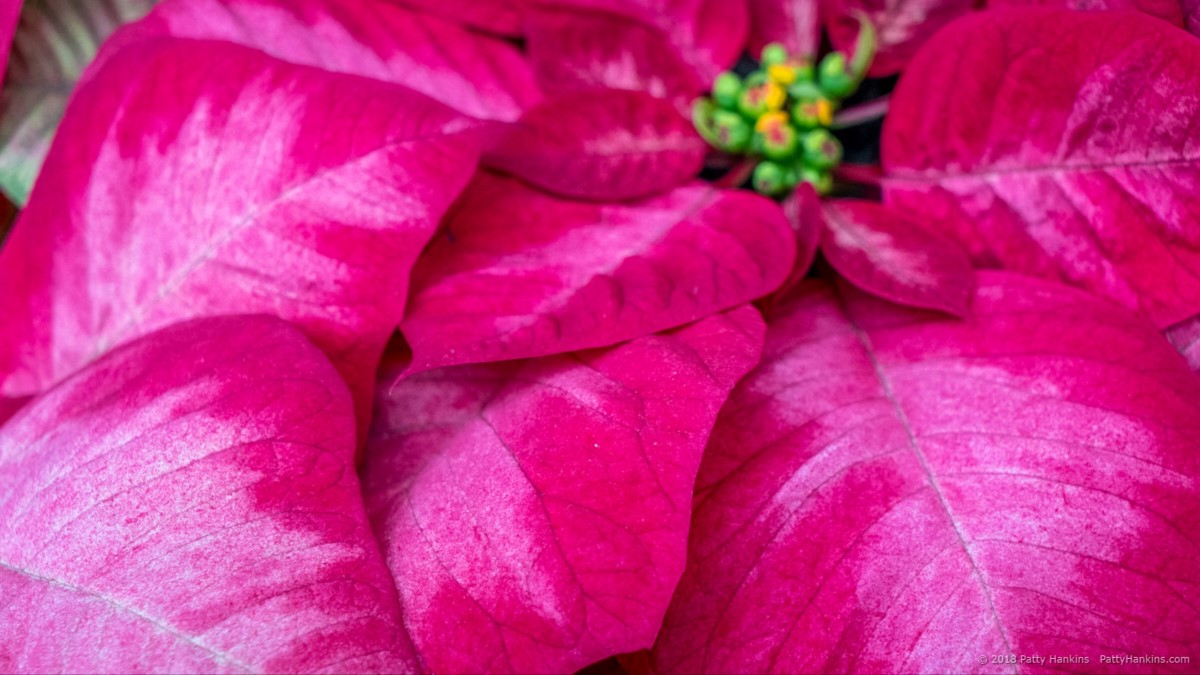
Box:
761 42 790 67
737 73 786 118
712 109 753 153
692 97 721 148
799 165 833 195
753 161 790 196
712 72 743 110
756 112 799 161
791 95 834 130
801 129 843 170
818 51 856 99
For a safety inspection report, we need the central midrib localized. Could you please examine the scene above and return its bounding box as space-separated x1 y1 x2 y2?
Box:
0 559 253 671
843 308 1022 674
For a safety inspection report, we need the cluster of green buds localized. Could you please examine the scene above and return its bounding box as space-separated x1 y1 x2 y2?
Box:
693 17 876 197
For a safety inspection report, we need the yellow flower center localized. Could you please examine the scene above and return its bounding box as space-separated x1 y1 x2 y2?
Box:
755 111 789 134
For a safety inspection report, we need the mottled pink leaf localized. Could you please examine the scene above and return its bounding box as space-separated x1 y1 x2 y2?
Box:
651 273 1200 673
525 7 704 107
542 0 747 82
485 89 707 201
0 315 419 672
821 199 975 316
986 0 1182 24
1166 315 1200 372
747 0 821 58
101 0 540 121
823 0 974 76
884 8 1200 328
364 306 765 674
0 38 481 434
401 173 794 373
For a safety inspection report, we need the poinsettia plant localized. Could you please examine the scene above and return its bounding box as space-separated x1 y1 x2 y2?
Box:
1 0 1199 673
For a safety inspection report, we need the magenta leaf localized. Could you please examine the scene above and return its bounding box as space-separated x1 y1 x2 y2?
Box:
485 89 707 201
401 173 795 373
102 0 541 121
986 0 1183 23
884 9 1200 329
525 7 704 107
747 0 821 59
651 273 1200 673
823 0 973 76
541 0 747 82
0 38 481 433
821 200 975 316
0 315 420 672
363 306 765 674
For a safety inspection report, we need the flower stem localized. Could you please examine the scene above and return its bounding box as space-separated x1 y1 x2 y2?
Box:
715 158 757 189
831 97 889 129
833 163 882 186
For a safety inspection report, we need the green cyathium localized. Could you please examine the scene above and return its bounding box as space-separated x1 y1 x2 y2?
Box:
693 15 876 197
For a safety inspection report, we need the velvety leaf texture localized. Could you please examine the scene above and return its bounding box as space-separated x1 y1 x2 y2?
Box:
823 0 973 76
525 7 703 107
101 0 541 122
0 38 481 433
0 0 157 206
821 200 975 316
485 89 707 201
883 8 1200 328
0 315 419 672
401 173 795 373
363 307 765 674
651 273 1200 673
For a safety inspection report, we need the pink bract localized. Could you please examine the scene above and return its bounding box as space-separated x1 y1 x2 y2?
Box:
364 306 764 674
0 37 481 433
541 0 747 83
485 89 707 201
0 315 420 672
746 0 821 59
400 173 795 374
101 0 541 121
883 8 1200 328
651 273 1200 673
821 200 975 316
823 0 974 76
525 7 704 108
